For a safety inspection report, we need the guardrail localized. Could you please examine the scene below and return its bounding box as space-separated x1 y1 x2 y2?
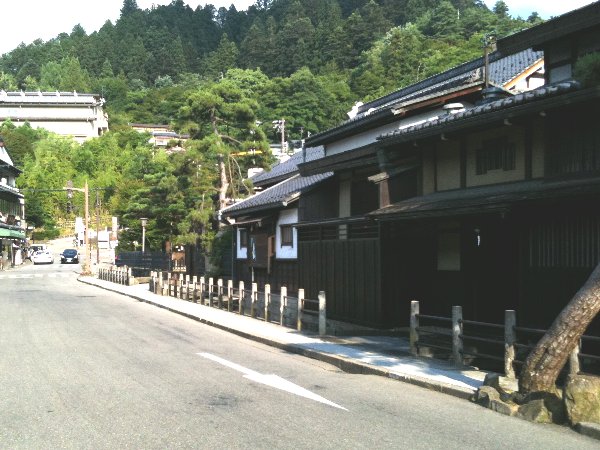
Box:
409 300 600 377
149 272 327 335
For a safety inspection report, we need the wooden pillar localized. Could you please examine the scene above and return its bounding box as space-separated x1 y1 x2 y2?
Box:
318 291 326 336
264 284 271 323
452 305 463 366
297 289 304 331
504 310 516 379
280 286 287 326
410 300 419 356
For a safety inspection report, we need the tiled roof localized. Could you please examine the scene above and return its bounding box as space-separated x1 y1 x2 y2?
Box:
369 176 600 220
378 80 580 142
305 49 542 145
222 172 333 216
251 147 324 186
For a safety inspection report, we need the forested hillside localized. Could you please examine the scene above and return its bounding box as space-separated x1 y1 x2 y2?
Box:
0 0 542 253
0 0 538 131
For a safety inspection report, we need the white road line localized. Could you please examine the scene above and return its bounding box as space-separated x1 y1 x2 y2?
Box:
198 352 348 411
0 272 74 279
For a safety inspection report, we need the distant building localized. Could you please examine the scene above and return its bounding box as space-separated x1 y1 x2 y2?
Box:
0 138 25 268
129 123 189 152
0 91 108 143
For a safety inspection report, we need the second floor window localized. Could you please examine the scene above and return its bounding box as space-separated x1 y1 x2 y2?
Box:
476 138 516 175
280 225 294 247
239 229 248 249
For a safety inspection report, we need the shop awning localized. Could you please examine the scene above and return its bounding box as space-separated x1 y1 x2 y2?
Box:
0 227 25 239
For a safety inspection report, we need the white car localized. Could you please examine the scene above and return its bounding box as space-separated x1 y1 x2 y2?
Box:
32 250 54 265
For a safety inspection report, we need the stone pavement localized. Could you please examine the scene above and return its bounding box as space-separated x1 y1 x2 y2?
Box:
78 276 489 401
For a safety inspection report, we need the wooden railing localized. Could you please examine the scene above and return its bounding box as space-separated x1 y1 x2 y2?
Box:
149 271 327 335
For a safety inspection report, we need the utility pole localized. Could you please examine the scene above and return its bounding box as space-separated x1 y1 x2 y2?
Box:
96 189 100 265
84 180 91 274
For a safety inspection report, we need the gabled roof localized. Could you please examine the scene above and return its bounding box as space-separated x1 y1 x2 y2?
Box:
251 147 324 187
377 80 584 144
222 172 333 218
305 49 542 146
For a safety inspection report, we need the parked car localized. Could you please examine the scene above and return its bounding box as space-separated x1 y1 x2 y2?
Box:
60 248 79 264
27 244 47 260
32 250 54 265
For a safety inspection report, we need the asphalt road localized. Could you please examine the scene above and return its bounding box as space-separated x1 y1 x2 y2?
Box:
1 263 598 449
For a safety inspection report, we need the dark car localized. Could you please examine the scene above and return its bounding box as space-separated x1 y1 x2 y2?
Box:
60 248 80 264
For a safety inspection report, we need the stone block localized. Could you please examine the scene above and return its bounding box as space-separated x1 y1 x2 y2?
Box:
564 374 600 426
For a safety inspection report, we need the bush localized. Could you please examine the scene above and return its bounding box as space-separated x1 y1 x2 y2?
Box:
32 227 60 241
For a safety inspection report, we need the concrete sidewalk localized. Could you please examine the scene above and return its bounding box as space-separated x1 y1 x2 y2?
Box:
78 276 489 400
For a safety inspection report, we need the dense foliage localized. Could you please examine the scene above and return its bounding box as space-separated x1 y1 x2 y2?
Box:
1 0 542 253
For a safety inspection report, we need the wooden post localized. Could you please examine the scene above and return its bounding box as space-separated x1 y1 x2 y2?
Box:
200 277 205 305
209 277 214 307
191 281 197 303
410 300 419 356
250 283 257 318
127 267 132 286
238 281 245 315
185 275 191 300
157 271 163 295
227 280 233 312
569 340 581 375
297 289 304 331
264 284 271 323
280 286 287 326
504 310 517 379
166 272 171 296
318 291 326 336
217 279 223 309
452 305 463 366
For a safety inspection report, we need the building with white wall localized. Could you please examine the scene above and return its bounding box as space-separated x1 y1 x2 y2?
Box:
0 91 108 143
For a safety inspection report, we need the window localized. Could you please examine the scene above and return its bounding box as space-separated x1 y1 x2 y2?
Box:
476 138 516 175
280 225 294 247
239 228 248 249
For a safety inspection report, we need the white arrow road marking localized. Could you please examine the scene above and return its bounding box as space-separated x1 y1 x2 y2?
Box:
198 352 348 411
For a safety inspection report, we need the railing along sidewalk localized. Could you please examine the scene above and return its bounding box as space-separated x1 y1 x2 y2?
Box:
150 272 327 336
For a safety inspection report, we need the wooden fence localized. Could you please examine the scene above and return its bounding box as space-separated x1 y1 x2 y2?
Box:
149 272 327 335
98 266 132 286
410 300 600 377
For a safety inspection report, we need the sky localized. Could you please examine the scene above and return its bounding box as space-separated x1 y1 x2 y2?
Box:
0 0 596 56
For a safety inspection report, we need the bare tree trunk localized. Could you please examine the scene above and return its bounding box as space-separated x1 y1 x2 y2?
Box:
520 262 600 394
218 153 229 211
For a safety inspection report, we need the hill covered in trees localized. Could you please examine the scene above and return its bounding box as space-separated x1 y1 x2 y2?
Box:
1 0 542 252
0 0 539 133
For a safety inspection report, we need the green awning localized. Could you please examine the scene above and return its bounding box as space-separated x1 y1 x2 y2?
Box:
0 227 25 239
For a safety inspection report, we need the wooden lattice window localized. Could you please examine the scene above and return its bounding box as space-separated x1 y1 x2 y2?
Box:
476 138 516 175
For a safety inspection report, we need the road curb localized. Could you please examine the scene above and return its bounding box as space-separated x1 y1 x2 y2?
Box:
78 277 477 402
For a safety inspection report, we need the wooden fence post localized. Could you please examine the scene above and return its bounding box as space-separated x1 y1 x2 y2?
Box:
238 281 245 315
251 283 258 318
569 340 581 375
280 286 287 326
227 280 233 312
297 289 304 331
217 279 223 309
318 291 326 336
264 284 271 323
504 310 517 379
410 300 419 356
166 272 172 296
200 277 205 305
208 277 214 306
452 305 463 366
127 267 132 286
